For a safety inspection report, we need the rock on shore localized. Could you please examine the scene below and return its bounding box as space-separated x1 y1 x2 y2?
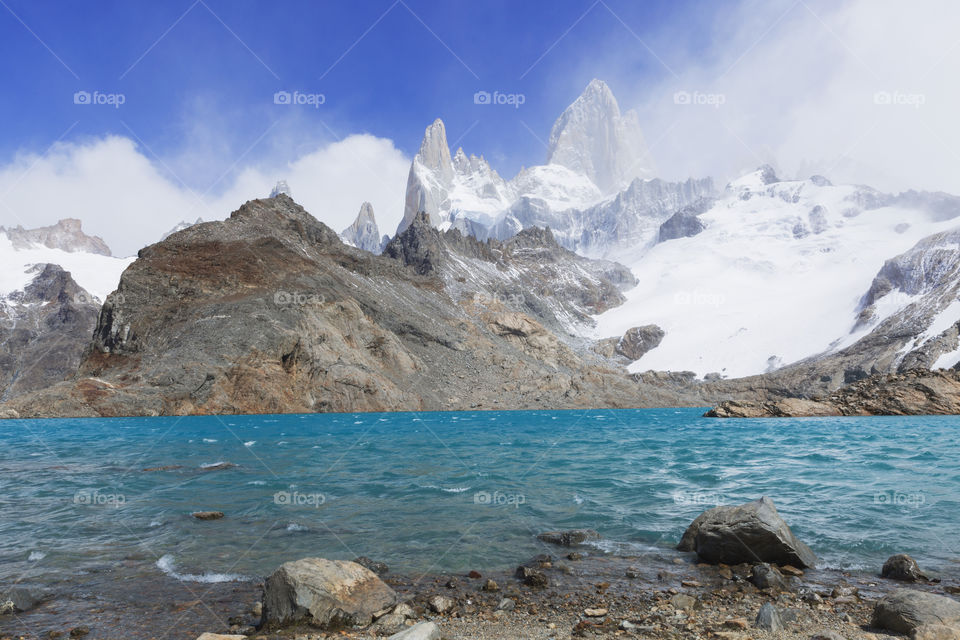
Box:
872 589 960 634
261 557 397 629
706 368 960 417
677 497 817 568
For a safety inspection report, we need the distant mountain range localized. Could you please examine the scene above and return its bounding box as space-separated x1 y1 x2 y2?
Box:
2 79 960 416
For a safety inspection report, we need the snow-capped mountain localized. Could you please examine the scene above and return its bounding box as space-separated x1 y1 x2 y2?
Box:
340 202 387 253
396 79 705 258
594 166 960 379
161 217 204 241
0 220 132 302
546 78 656 193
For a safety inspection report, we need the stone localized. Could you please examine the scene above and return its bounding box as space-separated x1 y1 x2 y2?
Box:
196 635 247 640
192 511 224 520
912 624 960 640
353 556 389 575
250 601 261 617
780 565 804 576
2 587 40 613
755 602 784 631
393 602 415 618
428 595 454 614
536 529 600 546
670 594 696 611
69 628 89 638
724 618 749 629
515 565 548 587
387 622 441 640
386 622 441 640
883 554 929 582
584 608 608 617
810 632 845 640
614 325 665 361
482 579 499 592
468 570 481 579
497 598 515 611
750 563 787 591
872 590 960 634
677 497 817 568
261 557 397 629
620 620 638 630
374 613 407 633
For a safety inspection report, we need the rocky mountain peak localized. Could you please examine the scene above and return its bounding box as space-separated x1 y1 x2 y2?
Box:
1 218 112 256
384 211 445 275
340 202 384 254
546 79 656 193
417 118 454 183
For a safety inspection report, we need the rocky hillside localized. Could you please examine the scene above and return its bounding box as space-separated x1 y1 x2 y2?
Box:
0 264 101 402
707 368 960 417
1 195 667 418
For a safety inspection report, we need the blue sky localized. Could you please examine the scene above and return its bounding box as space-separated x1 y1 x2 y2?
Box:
1 0 957 254
0 0 719 177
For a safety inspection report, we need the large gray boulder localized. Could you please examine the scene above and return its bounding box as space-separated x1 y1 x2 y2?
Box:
615 326 665 361
261 557 397 629
882 554 930 582
677 497 817 568
872 589 960 634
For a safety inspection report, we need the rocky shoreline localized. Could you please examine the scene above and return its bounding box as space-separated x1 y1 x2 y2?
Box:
3 500 958 640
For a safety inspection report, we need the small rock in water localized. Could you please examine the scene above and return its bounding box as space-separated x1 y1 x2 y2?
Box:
192 511 224 520
69 627 90 638
882 554 929 582
250 601 262 617
536 529 600 546
468 570 481 579
754 602 784 631
497 598 515 611
428 594 454 613
567 552 583 561
354 555 389 575
625 566 641 579
515 565 548 587
387 621 441 640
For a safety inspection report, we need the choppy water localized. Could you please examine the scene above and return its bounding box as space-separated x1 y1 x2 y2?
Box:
1 409 958 587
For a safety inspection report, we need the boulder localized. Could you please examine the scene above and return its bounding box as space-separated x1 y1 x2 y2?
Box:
883 554 929 582
353 556 389 575
615 326 664 361
536 529 600 546
754 602 784 631
428 595 454 614
192 511 224 520
872 590 960 634
261 557 397 629
913 624 960 640
677 497 817 568
387 622 441 640
750 563 787 591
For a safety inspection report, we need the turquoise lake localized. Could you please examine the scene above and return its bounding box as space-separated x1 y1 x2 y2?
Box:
1 408 957 585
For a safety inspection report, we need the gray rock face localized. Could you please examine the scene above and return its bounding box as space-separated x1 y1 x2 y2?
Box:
749 563 787 591
340 202 384 254
658 207 705 242
676 497 817 568
261 557 397 629
0 264 101 401
1 218 112 255
615 325 665 361
872 590 960 634
882 554 930 582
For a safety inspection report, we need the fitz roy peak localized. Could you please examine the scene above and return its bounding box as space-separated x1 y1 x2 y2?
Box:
546 78 657 193
397 79 708 258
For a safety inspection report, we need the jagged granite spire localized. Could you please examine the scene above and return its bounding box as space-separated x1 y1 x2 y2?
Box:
546 79 656 193
340 202 384 254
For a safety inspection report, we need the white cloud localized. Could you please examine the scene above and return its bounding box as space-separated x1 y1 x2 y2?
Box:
0 134 410 256
631 0 960 194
